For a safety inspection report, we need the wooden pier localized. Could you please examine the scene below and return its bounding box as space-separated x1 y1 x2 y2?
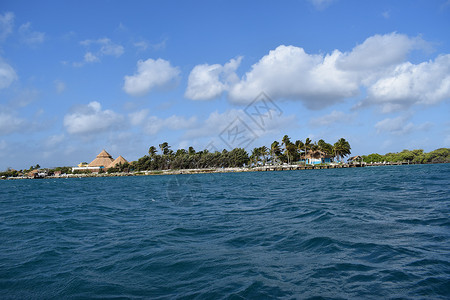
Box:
255 161 412 172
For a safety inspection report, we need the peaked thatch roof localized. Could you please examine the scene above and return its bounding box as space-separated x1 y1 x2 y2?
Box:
304 150 333 159
107 155 128 169
88 149 114 167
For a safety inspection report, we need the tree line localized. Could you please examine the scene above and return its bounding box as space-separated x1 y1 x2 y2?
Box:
131 137 351 171
362 148 450 164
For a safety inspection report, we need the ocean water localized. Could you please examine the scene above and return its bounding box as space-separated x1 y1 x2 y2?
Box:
0 164 449 299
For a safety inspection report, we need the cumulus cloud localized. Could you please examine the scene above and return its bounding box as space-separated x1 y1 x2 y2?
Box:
0 59 17 89
134 40 149 52
18 22 45 46
185 57 242 100
64 101 124 135
129 109 150 126
310 110 355 127
0 12 14 41
80 38 124 57
184 108 296 141
375 115 432 135
366 54 450 113
187 32 445 113
133 38 167 52
337 33 423 72
123 58 180 96
84 52 99 63
0 112 25 135
74 38 124 66
129 110 197 135
184 109 247 139
146 115 197 135
228 45 359 109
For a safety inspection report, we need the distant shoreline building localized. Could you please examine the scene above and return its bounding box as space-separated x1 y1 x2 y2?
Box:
72 150 128 173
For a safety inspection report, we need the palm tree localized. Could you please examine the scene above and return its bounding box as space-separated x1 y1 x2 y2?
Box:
304 138 312 165
333 138 351 162
158 142 171 169
188 146 196 156
295 140 304 163
318 139 333 163
286 144 297 164
148 146 157 158
159 142 170 155
282 135 292 164
271 141 281 165
260 146 269 165
309 143 320 164
250 147 261 166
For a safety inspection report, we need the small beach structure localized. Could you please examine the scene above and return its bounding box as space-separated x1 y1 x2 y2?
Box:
347 155 362 163
108 155 128 169
72 150 128 173
89 150 115 168
303 151 333 164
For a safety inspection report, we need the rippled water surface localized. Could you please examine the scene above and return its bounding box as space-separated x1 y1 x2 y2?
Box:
1 164 449 299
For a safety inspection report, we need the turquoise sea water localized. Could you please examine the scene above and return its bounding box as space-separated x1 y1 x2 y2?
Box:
0 164 449 299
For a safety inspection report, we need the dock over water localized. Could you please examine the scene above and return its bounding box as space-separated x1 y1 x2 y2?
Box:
255 161 413 172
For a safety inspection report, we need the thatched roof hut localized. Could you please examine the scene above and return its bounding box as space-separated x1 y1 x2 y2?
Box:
304 150 332 159
108 155 128 169
88 150 114 167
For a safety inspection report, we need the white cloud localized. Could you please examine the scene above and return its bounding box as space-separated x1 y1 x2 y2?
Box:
128 109 149 126
54 80 66 93
123 58 180 96
80 38 124 57
18 22 45 46
151 38 167 51
138 114 197 135
184 110 245 139
134 40 149 52
366 54 450 113
0 12 14 41
133 38 167 52
187 33 443 113
0 59 17 89
375 115 432 135
84 52 99 63
337 33 422 72
64 101 124 135
75 38 124 66
185 57 242 100
44 134 65 147
128 109 197 135
310 110 355 127
228 45 358 109
0 112 25 135
308 0 335 10
184 108 296 141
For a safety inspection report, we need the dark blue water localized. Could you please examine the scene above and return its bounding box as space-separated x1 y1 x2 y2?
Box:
1 164 449 299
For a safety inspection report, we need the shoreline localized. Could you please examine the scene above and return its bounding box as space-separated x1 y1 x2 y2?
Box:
3 161 445 180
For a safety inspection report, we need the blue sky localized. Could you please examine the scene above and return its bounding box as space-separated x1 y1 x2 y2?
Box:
1 0 450 170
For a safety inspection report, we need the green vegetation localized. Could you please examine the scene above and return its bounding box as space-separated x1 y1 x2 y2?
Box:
0 168 19 178
132 147 250 171
51 166 72 174
131 137 351 171
4 139 448 178
362 148 450 164
107 162 130 173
